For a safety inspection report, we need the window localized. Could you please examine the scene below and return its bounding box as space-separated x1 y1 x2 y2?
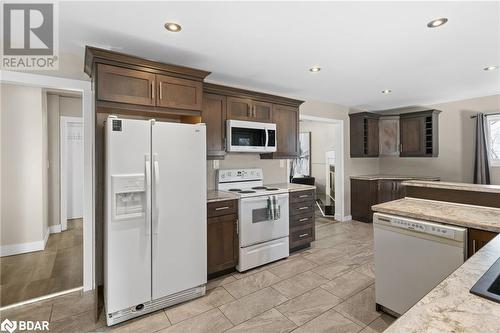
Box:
487 115 500 166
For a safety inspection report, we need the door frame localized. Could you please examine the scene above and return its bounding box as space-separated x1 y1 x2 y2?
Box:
60 116 84 231
297 115 347 221
1 70 94 292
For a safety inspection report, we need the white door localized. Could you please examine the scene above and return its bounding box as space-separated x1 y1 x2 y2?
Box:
151 122 206 299
239 194 289 247
105 117 152 313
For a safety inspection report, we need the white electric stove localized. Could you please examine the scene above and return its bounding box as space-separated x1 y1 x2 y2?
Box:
217 168 289 271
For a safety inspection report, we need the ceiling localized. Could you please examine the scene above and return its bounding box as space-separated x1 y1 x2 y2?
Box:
37 2 500 109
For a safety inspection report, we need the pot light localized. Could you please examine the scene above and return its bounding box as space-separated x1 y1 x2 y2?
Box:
382 89 392 94
309 66 321 73
427 18 448 28
483 65 498 71
165 22 182 32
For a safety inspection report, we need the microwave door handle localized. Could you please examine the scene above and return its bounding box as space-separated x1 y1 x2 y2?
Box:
265 128 269 149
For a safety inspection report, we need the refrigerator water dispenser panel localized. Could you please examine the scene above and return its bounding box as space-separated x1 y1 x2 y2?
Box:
112 174 146 220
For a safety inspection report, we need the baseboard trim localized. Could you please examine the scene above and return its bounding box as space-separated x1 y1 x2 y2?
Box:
49 224 62 234
1 239 45 257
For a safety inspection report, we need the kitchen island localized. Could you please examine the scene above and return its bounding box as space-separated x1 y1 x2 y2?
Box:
372 198 500 333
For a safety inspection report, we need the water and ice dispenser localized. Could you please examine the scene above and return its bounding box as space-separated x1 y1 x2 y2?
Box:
112 174 146 220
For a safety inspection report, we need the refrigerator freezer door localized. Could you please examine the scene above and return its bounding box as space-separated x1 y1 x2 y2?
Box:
151 122 207 300
105 117 152 314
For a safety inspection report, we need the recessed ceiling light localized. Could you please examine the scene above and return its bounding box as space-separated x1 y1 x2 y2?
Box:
164 22 182 32
483 65 498 71
427 18 448 28
382 89 392 94
309 66 321 73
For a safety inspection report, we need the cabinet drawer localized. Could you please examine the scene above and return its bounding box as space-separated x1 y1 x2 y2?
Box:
290 201 315 216
207 200 237 218
290 213 314 228
290 225 314 248
290 190 315 203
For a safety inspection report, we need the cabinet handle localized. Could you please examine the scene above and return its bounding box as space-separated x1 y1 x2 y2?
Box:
235 219 238 235
151 81 155 99
253 106 256 117
215 206 230 211
159 81 163 100
299 217 309 222
472 239 476 254
298 206 309 210
299 233 309 238
299 194 309 198
247 105 251 117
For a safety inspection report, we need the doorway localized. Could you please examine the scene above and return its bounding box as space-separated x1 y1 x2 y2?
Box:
0 82 89 308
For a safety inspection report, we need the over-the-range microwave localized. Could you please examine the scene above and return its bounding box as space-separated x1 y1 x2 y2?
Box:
227 120 277 153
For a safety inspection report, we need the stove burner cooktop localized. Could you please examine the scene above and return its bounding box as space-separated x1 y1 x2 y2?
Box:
239 190 256 194
251 186 267 190
228 189 241 192
266 188 279 191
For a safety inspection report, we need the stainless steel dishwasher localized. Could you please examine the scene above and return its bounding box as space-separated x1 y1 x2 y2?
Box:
373 212 467 316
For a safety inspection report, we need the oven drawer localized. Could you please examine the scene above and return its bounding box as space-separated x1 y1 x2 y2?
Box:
290 212 314 228
208 200 237 218
290 190 315 203
290 201 315 216
290 225 314 248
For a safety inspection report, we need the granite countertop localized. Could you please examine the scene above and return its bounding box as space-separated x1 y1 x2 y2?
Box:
267 183 316 192
350 174 440 181
385 233 500 333
402 180 500 194
207 190 239 203
372 197 500 233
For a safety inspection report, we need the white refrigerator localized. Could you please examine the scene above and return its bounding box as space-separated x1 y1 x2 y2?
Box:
104 116 207 325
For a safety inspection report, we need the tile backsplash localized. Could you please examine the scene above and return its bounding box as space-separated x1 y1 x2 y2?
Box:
207 153 288 190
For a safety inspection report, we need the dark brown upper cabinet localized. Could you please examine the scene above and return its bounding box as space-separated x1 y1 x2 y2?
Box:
400 110 440 157
226 97 272 122
156 74 203 110
265 104 299 159
97 64 156 106
85 46 210 116
349 112 380 157
202 93 227 159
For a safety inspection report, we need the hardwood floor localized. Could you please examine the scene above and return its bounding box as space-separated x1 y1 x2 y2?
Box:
1 217 395 332
0 219 83 307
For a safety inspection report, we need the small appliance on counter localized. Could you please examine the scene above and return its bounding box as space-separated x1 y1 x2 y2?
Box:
216 168 289 271
104 116 207 325
226 120 277 153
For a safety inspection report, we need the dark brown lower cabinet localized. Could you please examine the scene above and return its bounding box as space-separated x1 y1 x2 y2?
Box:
207 200 238 276
289 190 316 251
467 228 498 259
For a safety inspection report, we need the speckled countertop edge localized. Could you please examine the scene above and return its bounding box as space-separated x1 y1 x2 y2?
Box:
402 180 500 194
350 175 440 181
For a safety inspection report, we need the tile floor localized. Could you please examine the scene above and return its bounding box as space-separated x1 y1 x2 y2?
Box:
0 214 396 332
0 219 83 307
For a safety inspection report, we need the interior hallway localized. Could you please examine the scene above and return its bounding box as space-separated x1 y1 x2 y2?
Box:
0 219 83 307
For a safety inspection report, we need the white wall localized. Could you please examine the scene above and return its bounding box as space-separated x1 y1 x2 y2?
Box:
207 153 287 190
1 84 47 252
299 100 380 217
299 121 337 194
379 94 500 185
47 93 83 229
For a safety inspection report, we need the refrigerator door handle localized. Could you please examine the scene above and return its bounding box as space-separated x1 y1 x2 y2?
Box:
153 154 160 235
145 154 151 236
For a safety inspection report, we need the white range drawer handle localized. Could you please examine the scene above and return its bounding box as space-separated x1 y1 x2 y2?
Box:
299 194 309 198
299 233 309 238
215 206 230 211
299 218 309 222
298 206 309 210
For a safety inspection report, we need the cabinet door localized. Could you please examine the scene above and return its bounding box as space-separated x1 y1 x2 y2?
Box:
97 64 155 106
156 74 202 110
400 116 426 156
227 97 253 121
467 228 498 258
377 180 394 203
207 214 238 275
366 118 380 156
252 101 272 122
272 105 299 158
202 94 227 158
351 179 378 223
